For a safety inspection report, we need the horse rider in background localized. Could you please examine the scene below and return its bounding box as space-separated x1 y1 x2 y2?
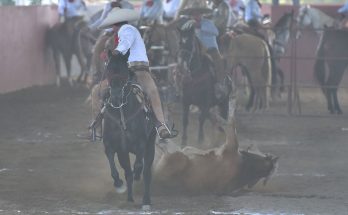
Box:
180 8 227 98
58 0 88 37
229 0 245 18
337 0 348 29
176 0 208 18
162 0 181 22
140 0 164 25
99 8 176 139
338 0 348 18
244 0 263 28
211 0 234 37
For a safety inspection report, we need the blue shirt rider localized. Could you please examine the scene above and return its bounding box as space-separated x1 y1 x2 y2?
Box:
244 0 263 24
338 1 348 18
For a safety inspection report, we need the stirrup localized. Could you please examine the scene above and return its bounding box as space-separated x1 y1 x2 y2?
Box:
155 123 178 139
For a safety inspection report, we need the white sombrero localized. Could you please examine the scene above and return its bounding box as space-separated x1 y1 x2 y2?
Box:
98 8 140 29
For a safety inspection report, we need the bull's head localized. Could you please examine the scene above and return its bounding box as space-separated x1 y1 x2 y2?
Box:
238 149 278 188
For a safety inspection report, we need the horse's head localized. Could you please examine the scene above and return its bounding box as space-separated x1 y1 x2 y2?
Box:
106 51 130 106
238 149 278 188
177 19 199 72
296 5 312 39
142 24 166 65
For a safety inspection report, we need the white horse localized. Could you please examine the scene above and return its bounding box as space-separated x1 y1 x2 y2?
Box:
296 5 336 39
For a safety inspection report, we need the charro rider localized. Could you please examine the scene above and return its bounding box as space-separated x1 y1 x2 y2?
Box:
180 7 227 98
211 0 234 36
58 0 88 38
88 0 134 84
140 0 164 25
98 8 176 139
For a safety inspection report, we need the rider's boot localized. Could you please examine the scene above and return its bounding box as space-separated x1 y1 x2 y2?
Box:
134 70 178 139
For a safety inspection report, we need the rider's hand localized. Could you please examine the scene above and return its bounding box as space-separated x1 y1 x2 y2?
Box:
112 49 121 56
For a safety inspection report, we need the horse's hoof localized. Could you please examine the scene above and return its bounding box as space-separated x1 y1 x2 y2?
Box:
142 205 151 211
115 181 127 194
134 174 141 181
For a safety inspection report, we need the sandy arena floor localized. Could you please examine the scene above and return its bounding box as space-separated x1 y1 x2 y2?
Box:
0 85 348 215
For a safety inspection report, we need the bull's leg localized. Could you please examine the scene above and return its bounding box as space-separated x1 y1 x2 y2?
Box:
182 103 189 147
104 146 125 193
116 151 134 202
142 133 156 210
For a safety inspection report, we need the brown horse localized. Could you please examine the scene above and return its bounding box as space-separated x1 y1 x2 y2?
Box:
153 99 278 193
46 19 94 86
222 33 272 111
314 28 348 114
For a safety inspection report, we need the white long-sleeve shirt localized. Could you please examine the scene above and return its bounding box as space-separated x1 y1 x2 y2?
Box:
115 24 149 63
338 1 348 15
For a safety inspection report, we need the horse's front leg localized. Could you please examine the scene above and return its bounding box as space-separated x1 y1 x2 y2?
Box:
104 146 126 193
116 151 134 202
142 133 156 210
133 149 144 181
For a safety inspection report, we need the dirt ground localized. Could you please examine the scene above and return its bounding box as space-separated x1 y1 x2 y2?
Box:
0 84 348 215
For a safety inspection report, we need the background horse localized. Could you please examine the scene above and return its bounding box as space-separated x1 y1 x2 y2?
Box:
103 52 157 209
296 5 336 39
177 23 230 147
46 20 94 86
314 28 348 114
222 33 272 111
272 11 295 93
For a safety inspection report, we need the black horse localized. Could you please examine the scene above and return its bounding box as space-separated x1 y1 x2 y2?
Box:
314 28 348 114
176 21 230 147
103 51 157 209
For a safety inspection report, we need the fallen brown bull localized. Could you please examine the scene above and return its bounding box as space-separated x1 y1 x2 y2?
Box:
153 100 278 193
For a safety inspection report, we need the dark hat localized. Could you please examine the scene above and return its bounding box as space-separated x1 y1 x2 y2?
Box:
179 7 213 16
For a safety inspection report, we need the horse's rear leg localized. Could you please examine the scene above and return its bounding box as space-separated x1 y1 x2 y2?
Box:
116 151 134 202
246 87 255 112
63 54 74 86
327 62 346 114
198 108 208 144
182 103 190 147
105 147 125 193
53 51 61 87
142 133 156 209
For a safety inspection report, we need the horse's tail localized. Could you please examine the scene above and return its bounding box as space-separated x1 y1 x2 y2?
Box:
314 44 326 92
